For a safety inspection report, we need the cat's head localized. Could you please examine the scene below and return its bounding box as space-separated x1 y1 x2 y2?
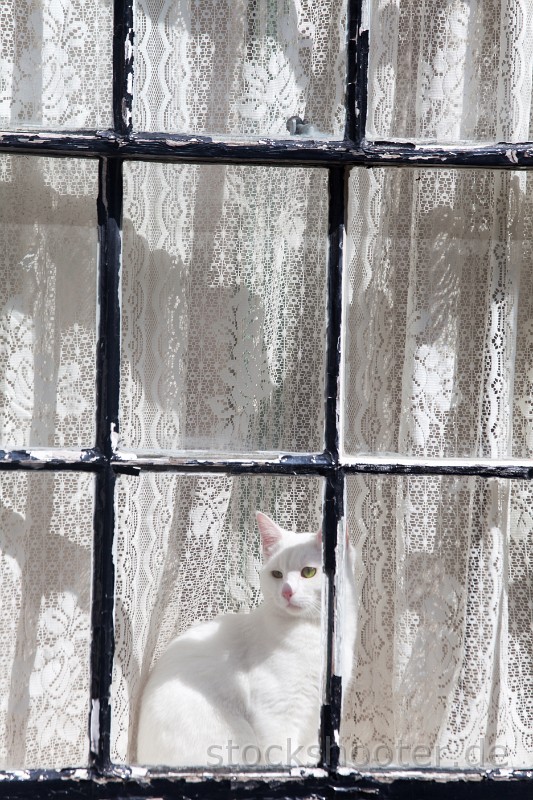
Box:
256 511 322 621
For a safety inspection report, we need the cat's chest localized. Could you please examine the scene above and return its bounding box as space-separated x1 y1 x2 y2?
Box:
245 629 321 747
247 622 321 692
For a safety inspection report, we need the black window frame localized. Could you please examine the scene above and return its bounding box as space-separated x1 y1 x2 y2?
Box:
0 0 532 797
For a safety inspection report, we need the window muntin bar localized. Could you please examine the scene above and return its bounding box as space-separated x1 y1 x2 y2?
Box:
90 157 123 770
5 131 533 170
341 454 533 480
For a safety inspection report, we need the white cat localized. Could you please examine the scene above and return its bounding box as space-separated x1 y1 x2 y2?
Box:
136 511 356 768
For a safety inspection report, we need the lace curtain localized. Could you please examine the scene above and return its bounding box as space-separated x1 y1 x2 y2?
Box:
366 0 533 143
0 0 532 774
342 166 533 769
112 156 330 758
133 0 347 136
0 0 112 129
0 154 97 768
339 0 533 769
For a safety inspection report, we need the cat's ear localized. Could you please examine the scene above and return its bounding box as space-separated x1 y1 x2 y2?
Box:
256 511 284 558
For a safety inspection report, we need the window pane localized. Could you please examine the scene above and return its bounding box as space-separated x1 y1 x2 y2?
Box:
0 0 113 129
341 474 533 770
133 0 347 138
112 472 324 767
366 0 533 143
343 167 533 459
0 472 94 769
0 156 98 450
121 162 328 455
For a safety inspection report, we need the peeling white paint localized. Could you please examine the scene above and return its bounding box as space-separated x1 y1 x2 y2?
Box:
289 766 328 778
90 698 100 754
164 139 192 148
338 767 488 782
505 149 519 163
116 451 303 467
110 422 120 453
71 769 91 780
0 770 31 781
142 768 318 782
408 154 447 161
116 449 139 460
128 765 149 778
125 28 134 70
360 0 370 31
31 132 95 141
27 448 86 462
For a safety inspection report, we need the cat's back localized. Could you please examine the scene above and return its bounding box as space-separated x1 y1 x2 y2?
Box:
150 612 246 679
140 610 252 703
137 611 255 765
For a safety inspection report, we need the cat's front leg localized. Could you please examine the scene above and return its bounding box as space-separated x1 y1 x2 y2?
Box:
254 721 320 768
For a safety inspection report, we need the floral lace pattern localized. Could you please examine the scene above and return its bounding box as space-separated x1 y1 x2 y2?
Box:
1 0 533 777
0 0 112 129
344 168 533 459
111 474 323 763
343 475 533 769
120 162 328 454
342 166 533 768
0 473 93 769
133 0 346 137
367 0 533 142
0 155 98 449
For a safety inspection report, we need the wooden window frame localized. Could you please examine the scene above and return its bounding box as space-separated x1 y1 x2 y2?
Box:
0 0 531 796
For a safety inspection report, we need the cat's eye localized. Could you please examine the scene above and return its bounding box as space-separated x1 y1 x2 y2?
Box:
301 567 317 579
271 570 283 579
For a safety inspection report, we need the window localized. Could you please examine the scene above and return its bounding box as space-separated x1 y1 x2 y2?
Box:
0 0 532 797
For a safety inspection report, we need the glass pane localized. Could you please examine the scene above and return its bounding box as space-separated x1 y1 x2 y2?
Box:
341 474 533 770
0 0 112 130
367 0 533 143
121 162 328 456
0 472 94 769
112 473 324 767
0 156 98 449
133 0 347 138
343 167 533 459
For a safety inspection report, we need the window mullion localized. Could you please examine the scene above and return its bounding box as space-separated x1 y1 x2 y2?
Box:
321 473 345 772
319 166 347 771
113 0 134 135
325 166 346 462
91 157 123 771
346 0 368 144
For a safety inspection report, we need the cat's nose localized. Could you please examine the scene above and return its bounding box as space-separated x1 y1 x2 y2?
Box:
281 583 293 600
